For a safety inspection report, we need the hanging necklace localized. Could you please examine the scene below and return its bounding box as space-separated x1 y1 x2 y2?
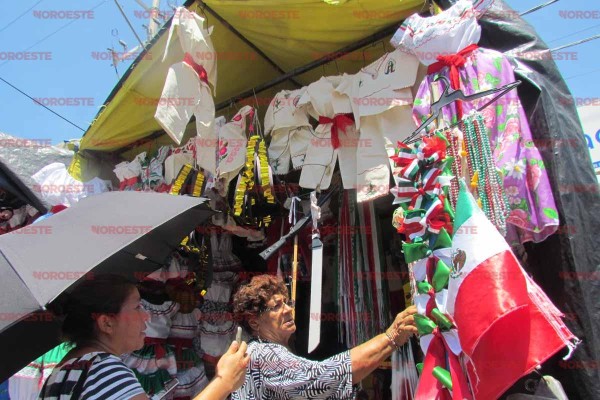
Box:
460 111 510 235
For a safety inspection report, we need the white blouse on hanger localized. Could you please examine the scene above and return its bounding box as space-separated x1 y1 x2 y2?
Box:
390 0 494 65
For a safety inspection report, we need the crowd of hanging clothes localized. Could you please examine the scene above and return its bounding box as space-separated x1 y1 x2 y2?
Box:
3 0 600 399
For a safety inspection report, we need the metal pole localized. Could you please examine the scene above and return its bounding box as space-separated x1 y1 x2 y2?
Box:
114 0 145 48
149 0 161 39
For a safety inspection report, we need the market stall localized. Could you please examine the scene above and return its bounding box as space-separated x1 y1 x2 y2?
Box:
30 0 599 399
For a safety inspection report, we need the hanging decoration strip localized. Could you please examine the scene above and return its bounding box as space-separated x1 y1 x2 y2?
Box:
170 164 194 195
389 132 473 400
335 190 392 348
232 108 276 228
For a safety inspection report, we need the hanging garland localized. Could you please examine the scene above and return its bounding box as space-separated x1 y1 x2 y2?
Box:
232 130 275 228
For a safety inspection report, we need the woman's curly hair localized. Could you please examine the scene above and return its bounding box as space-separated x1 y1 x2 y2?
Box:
232 274 288 334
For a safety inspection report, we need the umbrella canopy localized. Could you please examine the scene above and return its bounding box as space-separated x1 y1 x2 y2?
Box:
0 191 215 382
0 158 47 214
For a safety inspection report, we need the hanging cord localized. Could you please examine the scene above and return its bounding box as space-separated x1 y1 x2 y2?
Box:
0 76 86 132
549 33 600 53
519 0 560 16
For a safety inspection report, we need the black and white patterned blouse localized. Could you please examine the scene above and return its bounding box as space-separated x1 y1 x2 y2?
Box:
231 341 356 400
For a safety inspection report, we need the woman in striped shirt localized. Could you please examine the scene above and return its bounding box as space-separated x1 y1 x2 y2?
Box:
40 274 249 400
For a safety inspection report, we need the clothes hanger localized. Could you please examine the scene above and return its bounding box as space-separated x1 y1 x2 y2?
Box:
403 75 521 144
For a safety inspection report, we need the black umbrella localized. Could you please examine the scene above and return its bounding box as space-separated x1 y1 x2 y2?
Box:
0 191 215 382
0 158 47 213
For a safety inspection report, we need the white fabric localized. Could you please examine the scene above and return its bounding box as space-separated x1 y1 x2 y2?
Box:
174 365 209 399
113 152 145 181
142 300 180 338
145 146 170 186
9 373 39 400
334 50 419 202
447 208 509 315
215 105 253 184
156 7 217 146
420 329 462 355
264 89 313 175
163 7 216 90
32 163 109 207
340 49 419 125
390 0 494 65
170 309 202 339
155 62 215 147
297 75 358 190
415 290 448 315
204 281 233 303
164 152 194 184
200 321 236 357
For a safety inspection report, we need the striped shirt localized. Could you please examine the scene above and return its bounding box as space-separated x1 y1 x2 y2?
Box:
39 352 145 400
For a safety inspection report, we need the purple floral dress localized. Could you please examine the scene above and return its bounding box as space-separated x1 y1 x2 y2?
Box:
391 0 559 244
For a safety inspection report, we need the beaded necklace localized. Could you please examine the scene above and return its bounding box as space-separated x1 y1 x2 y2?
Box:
460 111 510 235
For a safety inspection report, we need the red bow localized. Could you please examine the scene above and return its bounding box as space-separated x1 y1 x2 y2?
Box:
119 176 138 191
183 52 209 86
426 198 453 235
415 328 473 400
427 44 479 120
318 113 355 149
420 135 448 163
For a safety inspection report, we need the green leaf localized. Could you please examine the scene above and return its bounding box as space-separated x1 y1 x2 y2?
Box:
496 105 504 116
543 208 559 219
485 73 501 86
498 123 507 131
471 78 480 91
494 58 503 72
414 98 423 106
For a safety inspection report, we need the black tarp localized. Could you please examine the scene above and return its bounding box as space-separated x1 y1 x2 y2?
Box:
437 0 600 398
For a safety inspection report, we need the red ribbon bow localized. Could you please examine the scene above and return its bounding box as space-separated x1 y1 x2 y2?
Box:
119 176 138 191
183 52 209 86
415 328 473 400
318 113 355 149
427 44 479 120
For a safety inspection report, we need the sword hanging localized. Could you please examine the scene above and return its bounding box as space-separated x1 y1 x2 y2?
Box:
308 191 323 353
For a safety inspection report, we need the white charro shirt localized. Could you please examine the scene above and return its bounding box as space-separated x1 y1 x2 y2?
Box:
264 88 314 175
335 49 420 202
297 75 358 191
155 7 217 175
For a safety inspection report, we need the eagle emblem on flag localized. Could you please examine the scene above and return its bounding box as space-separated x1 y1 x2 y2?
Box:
450 248 466 278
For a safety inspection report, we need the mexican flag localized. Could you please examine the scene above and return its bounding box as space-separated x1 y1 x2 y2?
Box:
447 183 574 399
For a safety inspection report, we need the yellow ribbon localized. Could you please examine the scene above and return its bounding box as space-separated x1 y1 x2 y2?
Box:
170 164 193 195
234 136 259 216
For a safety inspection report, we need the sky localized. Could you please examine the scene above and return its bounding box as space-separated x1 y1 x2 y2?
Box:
0 0 598 146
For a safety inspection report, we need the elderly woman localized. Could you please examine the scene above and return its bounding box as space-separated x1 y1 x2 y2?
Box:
232 274 417 399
